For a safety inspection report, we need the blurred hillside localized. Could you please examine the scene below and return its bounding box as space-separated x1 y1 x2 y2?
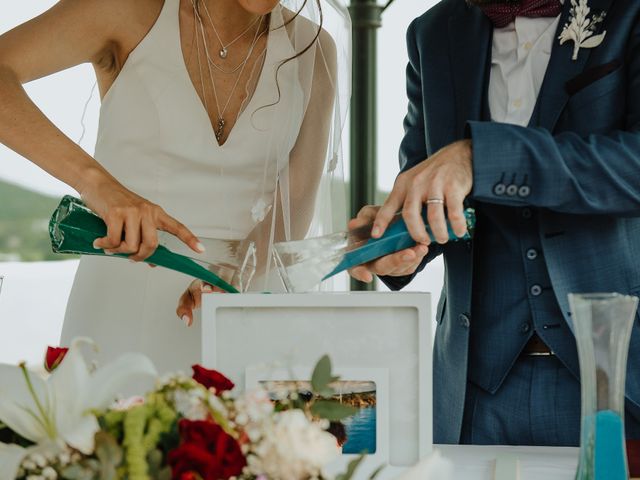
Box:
0 180 62 261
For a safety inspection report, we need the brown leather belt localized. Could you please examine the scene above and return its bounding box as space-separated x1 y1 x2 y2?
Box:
522 333 554 356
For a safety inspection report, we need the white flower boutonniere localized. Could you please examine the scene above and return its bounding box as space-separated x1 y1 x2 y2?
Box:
559 0 607 61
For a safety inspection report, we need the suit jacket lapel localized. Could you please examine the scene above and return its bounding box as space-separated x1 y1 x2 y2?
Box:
448 4 493 139
533 0 616 130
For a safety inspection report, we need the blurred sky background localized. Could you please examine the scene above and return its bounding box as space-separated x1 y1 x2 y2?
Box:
0 0 443 365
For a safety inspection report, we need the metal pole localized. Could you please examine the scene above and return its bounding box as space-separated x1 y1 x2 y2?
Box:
349 0 382 291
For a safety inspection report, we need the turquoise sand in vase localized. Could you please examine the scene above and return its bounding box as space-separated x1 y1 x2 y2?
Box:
569 293 638 480
578 410 627 480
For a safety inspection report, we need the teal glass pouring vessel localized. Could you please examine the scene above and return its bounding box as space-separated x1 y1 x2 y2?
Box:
568 293 638 480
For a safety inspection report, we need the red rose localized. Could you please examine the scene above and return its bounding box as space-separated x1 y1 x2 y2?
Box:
168 419 246 480
44 347 69 373
191 365 234 394
628 439 640 477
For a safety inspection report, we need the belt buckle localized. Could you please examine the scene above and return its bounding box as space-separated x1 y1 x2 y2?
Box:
525 350 555 357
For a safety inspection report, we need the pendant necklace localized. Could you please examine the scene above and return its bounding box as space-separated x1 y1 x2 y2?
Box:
192 1 265 143
200 0 261 59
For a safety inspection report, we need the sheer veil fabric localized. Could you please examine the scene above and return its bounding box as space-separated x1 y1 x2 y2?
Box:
238 0 351 292
61 0 351 374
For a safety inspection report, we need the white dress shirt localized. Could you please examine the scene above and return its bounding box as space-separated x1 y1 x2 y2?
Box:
488 15 562 127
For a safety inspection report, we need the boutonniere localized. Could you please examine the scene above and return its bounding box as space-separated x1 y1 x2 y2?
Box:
559 0 607 61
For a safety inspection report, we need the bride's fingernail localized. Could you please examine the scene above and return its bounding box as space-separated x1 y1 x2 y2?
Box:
372 226 381 237
196 242 206 253
92 240 100 250
182 315 191 327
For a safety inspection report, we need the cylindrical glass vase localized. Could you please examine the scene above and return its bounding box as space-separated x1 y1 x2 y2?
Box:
569 293 638 480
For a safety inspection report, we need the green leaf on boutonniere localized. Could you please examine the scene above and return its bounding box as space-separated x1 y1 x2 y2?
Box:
311 355 340 398
310 399 357 421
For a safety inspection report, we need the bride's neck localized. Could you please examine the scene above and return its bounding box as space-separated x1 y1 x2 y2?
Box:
199 0 263 35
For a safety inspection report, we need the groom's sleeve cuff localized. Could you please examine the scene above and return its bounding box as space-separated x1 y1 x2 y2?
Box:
466 120 533 206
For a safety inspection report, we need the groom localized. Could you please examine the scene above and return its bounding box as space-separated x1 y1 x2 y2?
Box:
351 0 640 445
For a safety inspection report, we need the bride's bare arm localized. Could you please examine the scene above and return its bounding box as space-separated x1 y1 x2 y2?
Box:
0 0 202 260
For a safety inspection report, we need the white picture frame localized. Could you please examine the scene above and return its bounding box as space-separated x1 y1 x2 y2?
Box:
201 292 432 471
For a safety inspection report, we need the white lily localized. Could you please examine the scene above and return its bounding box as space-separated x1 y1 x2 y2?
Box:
0 338 157 479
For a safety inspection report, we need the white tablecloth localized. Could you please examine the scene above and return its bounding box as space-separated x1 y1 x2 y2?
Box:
436 445 579 480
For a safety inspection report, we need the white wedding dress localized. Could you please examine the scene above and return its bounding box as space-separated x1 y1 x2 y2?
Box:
61 0 308 375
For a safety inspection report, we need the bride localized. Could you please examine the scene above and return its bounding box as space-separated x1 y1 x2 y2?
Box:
0 0 349 373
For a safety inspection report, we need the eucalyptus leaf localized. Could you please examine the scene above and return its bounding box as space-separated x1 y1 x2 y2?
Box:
311 355 333 394
369 464 385 480
310 400 357 421
335 454 366 480
311 356 342 399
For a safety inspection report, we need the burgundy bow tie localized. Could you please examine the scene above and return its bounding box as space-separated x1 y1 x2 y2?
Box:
478 0 563 28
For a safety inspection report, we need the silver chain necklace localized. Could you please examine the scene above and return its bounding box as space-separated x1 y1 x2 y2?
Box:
192 1 265 143
200 0 261 59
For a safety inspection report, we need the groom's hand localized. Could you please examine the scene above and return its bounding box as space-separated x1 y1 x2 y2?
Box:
348 206 430 283
372 139 473 244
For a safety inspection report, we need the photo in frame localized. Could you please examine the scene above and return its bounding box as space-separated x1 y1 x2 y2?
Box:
245 365 390 476
200 292 432 474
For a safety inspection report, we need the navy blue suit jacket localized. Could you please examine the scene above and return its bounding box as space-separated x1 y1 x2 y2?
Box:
384 0 640 443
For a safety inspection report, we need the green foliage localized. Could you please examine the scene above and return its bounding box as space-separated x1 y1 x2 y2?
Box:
311 355 340 398
0 422 34 447
335 455 366 480
309 355 358 422
310 400 358 422
60 460 101 480
147 449 172 480
94 431 123 480
0 180 67 262
368 464 386 480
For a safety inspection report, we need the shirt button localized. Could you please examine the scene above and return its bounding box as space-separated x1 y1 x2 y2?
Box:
493 183 507 196
526 248 538 260
513 98 523 109
459 313 470 328
530 284 543 296
522 208 532 219
518 185 531 198
506 184 519 196
524 41 533 51
521 323 531 334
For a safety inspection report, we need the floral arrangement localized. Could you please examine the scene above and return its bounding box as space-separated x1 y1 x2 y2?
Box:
0 339 370 480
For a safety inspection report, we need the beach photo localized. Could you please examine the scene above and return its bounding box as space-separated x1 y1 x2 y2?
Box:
261 379 377 455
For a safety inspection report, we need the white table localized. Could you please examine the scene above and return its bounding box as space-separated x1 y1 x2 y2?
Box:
437 445 579 480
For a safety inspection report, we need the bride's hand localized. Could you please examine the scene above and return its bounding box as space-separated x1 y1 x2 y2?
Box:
80 169 204 261
176 280 226 327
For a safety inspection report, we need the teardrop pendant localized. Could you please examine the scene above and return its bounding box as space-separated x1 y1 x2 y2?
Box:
219 47 228 59
215 117 225 143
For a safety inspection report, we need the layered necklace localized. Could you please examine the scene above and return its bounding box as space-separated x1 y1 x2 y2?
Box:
190 0 267 143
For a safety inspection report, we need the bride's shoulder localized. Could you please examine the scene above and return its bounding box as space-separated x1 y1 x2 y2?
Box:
279 6 337 59
97 0 165 39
